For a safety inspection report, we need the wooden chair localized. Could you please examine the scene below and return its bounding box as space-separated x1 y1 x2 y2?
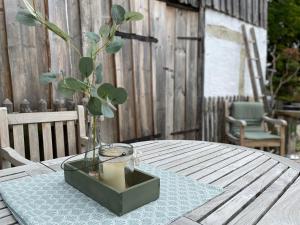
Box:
0 105 88 169
225 101 287 156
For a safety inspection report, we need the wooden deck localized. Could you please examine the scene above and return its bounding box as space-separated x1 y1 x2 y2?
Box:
1 140 300 225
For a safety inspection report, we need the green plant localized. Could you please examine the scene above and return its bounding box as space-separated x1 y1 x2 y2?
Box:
17 0 143 173
17 0 143 118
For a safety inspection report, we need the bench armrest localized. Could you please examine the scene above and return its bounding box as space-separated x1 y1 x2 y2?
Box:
0 147 34 166
263 116 287 127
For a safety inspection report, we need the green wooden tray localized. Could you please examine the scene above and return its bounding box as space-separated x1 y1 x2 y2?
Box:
64 159 160 216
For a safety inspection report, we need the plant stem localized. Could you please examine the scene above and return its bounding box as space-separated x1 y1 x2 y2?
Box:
92 115 97 171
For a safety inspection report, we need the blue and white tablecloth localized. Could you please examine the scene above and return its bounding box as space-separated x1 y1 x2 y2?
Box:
0 164 223 225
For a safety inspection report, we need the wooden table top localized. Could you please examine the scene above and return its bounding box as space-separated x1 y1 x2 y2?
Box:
1 140 300 225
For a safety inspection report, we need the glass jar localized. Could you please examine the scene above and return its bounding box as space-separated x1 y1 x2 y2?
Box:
98 143 134 191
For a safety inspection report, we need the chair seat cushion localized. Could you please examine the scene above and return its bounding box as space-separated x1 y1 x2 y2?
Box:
233 131 280 140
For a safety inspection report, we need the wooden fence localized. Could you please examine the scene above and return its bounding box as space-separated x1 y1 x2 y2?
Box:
0 95 250 145
200 95 250 143
0 0 262 143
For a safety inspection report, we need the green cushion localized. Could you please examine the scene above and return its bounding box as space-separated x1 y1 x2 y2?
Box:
233 130 280 140
231 102 265 133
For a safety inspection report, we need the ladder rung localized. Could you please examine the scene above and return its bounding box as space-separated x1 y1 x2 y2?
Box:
250 58 258 61
255 76 262 79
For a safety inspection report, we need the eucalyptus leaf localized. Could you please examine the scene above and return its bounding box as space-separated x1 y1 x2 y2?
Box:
58 80 75 98
64 77 89 92
125 12 144 21
16 10 37 26
99 24 111 38
97 83 114 98
106 36 124 54
95 64 103 84
45 21 70 41
101 103 114 118
111 4 126 24
86 32 100 43
39 72 57 85
79 57 94 77
87 97 102 115
86 41 97 58
110 87 127 105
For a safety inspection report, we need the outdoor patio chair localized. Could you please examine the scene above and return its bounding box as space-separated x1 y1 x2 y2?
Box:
225 101 287 156
0 105 88 169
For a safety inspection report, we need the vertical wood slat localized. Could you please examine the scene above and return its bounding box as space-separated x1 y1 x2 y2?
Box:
113 0 137 142
12 125 25 157
246 0 252 23
28 124 40 162
185 11 198 140
0 0 12 104
252 0 259 25
55 122 65 158
225 0 233 15
165 6 176 140
130 0 154 138
239 0 246 21
42 123 53 160
232 0 240 18
150 0 167 138
66 121 77 155
174 8 187 140
0 107 10 168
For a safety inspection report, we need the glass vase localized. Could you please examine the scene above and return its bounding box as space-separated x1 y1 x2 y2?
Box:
98 143 134 191
84 115 103 177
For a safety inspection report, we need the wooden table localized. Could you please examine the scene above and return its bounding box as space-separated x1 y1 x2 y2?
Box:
1 140 300 225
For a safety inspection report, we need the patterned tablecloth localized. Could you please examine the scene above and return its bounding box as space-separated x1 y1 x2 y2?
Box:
0 164 223 225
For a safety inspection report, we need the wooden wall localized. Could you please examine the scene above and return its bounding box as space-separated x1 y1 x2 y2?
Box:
0 0 266 143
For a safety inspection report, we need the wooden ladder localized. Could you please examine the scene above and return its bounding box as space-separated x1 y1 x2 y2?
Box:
242 25 270 113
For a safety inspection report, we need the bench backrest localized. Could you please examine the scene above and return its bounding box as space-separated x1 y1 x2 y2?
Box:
0 105 86 162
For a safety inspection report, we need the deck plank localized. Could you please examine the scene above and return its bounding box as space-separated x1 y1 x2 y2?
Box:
200 163 288 225
257 176 300 225
229 168 299 225
0 208 11 219
0 215 16 225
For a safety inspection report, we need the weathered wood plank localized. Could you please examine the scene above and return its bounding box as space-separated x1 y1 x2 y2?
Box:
252 0 259 26
173 8 187 140
28 124 40 162
150 0 167 138
4 0 49 111
198 152 262 184
212 154 270 187
42 123 53 160
12 125 25 157
7 111 78 125
185 11 198 140
0 208 11 219
0 215 16 225
0 172 28 182
186 159 278 221
257 176 300 225
130 0 154 139
186 150 254 179
229 168 299 225
55 122 65 158
112 0 137 142
48 0 71 100
0 0 12 103
66 120 76 155
170 217 199 225
0 107 10 168
164 6 176 139
200 163 288 225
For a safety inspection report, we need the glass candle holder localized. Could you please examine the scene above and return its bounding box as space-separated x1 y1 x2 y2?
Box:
98 143 134 192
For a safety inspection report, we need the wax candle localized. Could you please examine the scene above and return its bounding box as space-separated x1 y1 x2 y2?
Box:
102 161 127 191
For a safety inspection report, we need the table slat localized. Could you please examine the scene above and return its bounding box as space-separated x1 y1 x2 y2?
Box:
257 177 300 225
229 168 299 225
200 163 288 225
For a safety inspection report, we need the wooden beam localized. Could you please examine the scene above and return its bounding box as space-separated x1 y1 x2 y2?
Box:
115 31 158 43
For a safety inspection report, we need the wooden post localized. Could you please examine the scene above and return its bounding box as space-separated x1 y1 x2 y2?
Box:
20 99 32 113
0 107 11 169
2 98 13 113
66 99 75 111
54 99 65 111
38 99 47 112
